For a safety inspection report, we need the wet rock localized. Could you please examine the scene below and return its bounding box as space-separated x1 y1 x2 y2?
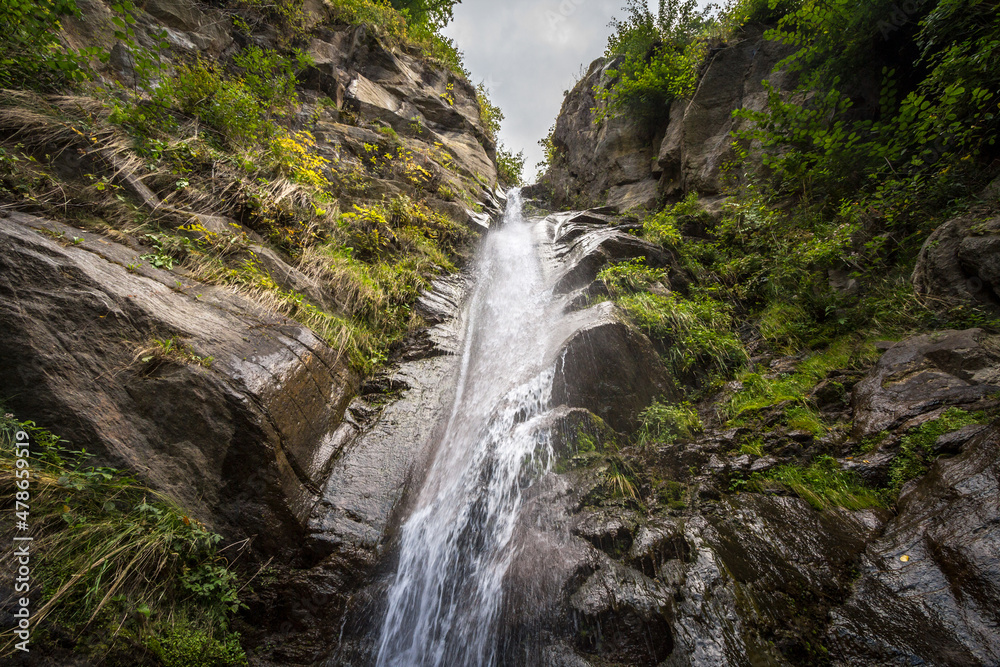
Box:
569 555 674 666
550 220 671 295
573 507 641 557
306 279 466 560
851 329 1000 439
0 213 359 557
827 424 1000 665
810 377 848 409
842 451 896 486
913 214 1000 312
933 423 988 455
551 301 676 431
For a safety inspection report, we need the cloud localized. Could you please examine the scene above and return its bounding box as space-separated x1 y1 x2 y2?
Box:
442 0 624 181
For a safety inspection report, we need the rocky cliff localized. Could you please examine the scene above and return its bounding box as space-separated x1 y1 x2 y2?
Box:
0 1 509 663
529 25 799 211
513 15 1000 667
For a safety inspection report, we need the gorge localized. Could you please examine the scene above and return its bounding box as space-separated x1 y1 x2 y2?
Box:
2 0 1000 666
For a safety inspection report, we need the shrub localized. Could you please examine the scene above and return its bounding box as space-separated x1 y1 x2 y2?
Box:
618 291 747 377
0 411 247 662
596 0 711 122
0 0 92 91
476 83 503 141
496 144 525 186
598 257 668 296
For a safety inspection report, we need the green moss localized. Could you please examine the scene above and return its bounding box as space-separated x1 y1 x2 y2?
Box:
637 400 703 447
724 338 866 422
888 408 989 495
742 455 888 511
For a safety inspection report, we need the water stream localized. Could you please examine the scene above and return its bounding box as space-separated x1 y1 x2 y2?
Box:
375 191 564 666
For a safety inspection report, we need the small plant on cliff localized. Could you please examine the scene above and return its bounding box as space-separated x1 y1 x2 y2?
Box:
637 400 703 446
888 407 989 496
0 410 248 662
496 145 525 186
598 257 667 296
618 291 747 379
742 455 888 511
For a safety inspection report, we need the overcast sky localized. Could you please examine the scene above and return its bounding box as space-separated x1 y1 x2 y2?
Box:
442 0 625 181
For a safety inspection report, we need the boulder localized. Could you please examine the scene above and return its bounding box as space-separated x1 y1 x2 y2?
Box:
913 214 1000 312
827 424 1000 665
551 302 676 431
851 329 1000 439
0 212 360 557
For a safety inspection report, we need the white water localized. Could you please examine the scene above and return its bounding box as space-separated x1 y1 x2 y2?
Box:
375 191 563 666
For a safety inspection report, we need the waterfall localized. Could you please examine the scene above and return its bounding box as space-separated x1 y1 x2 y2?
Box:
375 190 562 666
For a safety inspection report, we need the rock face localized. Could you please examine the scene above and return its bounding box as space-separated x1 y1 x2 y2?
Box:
0 212 358 557
531 26 798 210
483 327 1000 667
913 214 1000 312
826 423 1000 666
851 329 1000 439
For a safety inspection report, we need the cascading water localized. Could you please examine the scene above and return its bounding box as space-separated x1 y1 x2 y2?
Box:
375 190 563 666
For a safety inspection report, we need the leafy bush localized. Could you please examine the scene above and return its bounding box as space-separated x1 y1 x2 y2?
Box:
476 83 503 141
496 145 525 186
597 0 711 122
0 0 92 90
0 411 247 662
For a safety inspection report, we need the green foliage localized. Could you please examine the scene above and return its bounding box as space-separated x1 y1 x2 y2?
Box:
888 407 988 495
598 257 667 296
389 0 460 30
146 49 305 148
637 400 703 446
0 0 93 90
737 0 1000 205
742 455 888 510
604 457 640 501
535 124 558 175
148 621 247 667
641 207 683 246
724 338 862 420
476 83 503 141
597 0 712 121
0 410 247 662
617 291 747 379
328 0 467 75
496 145 525 186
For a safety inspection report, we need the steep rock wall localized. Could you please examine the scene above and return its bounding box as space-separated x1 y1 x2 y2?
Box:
530 26 797 211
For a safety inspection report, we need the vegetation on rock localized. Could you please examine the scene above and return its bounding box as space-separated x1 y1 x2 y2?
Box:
0 410 248 664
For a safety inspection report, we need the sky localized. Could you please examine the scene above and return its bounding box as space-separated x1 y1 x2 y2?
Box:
442 0 626 181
